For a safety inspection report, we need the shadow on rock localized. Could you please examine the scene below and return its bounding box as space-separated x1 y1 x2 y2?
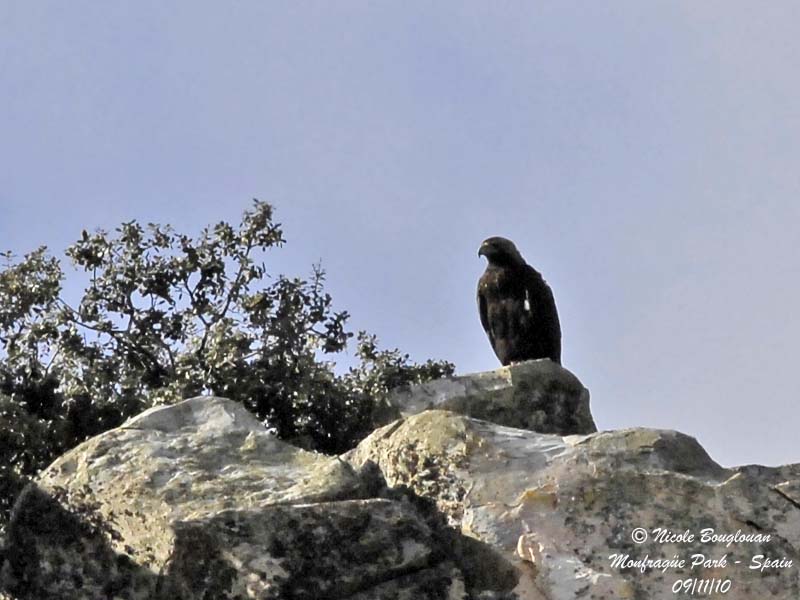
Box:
1 483 158 600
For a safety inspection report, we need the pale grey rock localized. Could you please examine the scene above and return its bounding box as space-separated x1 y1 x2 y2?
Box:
2 396 369 598
387 359 595 436
0 397 510 599
5 377 800 600
347 411 800 600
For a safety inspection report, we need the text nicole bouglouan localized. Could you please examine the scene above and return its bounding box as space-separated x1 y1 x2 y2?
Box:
608 527 792 595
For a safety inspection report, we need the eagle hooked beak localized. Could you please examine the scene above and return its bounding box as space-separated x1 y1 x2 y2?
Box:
478 243 489 258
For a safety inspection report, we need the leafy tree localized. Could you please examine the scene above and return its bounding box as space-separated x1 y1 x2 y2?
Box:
0 201 454 530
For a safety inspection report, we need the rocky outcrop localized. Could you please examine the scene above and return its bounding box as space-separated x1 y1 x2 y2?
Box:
3 361 799 599
347 411 800 599
387 359 595 436
0 397 511 599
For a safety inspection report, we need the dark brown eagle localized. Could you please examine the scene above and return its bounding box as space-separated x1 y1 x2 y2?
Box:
477 236 561 365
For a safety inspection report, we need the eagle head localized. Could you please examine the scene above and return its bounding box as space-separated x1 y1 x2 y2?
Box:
478 236 524 266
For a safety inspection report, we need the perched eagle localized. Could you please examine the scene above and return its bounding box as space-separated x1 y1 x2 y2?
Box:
477 236 561 365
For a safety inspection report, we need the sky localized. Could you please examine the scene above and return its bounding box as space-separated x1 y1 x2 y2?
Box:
2 2 799 467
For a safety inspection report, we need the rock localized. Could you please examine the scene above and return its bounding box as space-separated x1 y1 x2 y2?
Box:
0 397 510 599
1 396 361 598
5 369 800 599
387 359 595 436
157 499 449 599
346 411 800 600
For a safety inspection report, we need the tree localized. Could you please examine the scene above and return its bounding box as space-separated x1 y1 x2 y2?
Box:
0 201 454 530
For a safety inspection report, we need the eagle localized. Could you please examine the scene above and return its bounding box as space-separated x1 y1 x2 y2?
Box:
477 236 561 365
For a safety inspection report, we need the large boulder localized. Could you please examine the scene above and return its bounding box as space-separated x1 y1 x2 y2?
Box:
346 411 800 599
1 397 499 599
387 359 595 436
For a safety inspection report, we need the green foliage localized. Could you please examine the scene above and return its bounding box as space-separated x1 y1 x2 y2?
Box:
0 201 454 530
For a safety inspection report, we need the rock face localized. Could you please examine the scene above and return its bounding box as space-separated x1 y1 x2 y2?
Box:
3 362 800 599
0 397 508 599
387 359 595 436
347 411 800 599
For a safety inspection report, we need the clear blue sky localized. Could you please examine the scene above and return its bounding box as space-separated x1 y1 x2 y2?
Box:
2 2 799 467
